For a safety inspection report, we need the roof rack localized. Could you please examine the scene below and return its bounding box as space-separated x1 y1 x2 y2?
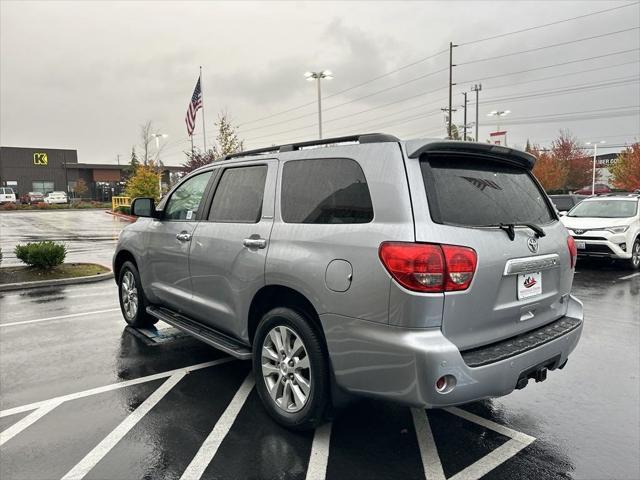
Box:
223 133 400 160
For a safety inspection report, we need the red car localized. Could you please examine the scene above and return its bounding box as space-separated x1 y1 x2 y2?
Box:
20 192 45 204
573 183 612 195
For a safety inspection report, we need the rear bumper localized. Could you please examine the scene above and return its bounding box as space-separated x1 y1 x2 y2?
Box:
321 295 583 408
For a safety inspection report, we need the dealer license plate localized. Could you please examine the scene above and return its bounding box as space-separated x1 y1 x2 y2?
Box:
518 272 542 300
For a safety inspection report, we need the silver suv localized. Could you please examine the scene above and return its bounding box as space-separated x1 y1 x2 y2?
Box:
114 134 584 430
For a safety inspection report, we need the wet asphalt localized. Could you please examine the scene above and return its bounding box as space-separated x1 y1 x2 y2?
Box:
0 211 639 480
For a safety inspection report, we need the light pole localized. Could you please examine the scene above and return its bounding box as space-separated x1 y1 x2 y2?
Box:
152 133 168 195
586 140 605 195
487 110 511 145
471 84 482 142
304 70 333 139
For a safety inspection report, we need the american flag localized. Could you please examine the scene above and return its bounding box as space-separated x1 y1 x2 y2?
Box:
185 76 203 136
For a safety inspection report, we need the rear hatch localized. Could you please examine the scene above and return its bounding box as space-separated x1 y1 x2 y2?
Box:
406 143 574 350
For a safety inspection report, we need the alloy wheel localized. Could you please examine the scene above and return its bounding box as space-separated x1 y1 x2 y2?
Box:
261 325 311 413
632 241 640 268
120 270 139 320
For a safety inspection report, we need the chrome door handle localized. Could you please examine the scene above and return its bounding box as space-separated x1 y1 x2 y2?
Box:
243 237 267 249
176 232 192 242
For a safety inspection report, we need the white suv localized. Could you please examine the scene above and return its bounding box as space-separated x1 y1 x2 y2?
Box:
561 195 640 269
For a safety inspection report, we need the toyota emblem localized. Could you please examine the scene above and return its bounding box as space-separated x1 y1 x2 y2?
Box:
527 237 539 253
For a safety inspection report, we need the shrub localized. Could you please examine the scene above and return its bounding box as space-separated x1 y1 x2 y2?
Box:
115 205 131 215
14 241 67 269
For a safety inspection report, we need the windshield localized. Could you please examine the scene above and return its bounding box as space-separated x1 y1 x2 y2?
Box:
568 200 637 218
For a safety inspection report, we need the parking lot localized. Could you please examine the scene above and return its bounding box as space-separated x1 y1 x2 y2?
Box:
1 211 639 480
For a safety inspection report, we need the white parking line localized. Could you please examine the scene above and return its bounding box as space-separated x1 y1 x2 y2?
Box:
449 438 534 480
620 272 640 280
412 408 446 480
0 308 120 328
180 373 255 480
445 407 536 480
0 358 234 418
61 372 186 480
0 400 62 447
305 422 333 480
0 308 120 327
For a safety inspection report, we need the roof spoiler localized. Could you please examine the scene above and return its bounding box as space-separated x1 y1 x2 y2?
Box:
407 140 536 170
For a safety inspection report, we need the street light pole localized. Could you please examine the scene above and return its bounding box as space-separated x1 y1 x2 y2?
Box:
472 84 481 141
152 133 168 195
305 70 333 139
586 140 605 195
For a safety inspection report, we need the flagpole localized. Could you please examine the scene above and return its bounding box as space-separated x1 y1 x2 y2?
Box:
190 135 194 156
200 66 207 151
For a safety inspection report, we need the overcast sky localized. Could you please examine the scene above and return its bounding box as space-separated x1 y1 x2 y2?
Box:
1 0 639 166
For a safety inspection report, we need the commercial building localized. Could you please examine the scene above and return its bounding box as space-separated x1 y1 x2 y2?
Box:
0 146 182 201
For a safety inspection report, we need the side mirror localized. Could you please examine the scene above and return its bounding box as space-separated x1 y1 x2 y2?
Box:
131 197 156 217
558 211 567 216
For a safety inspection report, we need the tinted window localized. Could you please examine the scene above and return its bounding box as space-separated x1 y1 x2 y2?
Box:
209 165 267 223
551 196 573 211
420 156 554 226
281 158 373 224
164 171 213 220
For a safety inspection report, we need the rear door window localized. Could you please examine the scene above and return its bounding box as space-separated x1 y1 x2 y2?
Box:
209 165 268 223
420 156 555 227
281 158 373 224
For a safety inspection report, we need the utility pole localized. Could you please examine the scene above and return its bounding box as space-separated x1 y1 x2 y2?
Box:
462 92 468 141
116 154 120 166
447 42 457 138
472 84 482 142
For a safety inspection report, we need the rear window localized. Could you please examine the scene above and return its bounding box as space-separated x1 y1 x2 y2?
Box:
420 156 555 227
281 158 373 224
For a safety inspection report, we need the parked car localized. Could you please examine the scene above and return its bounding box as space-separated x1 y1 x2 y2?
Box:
573 183 611 195
561 194 640 269
549 194 587 214
114 134 584 430
20 192 45 204
43 191 68 204
0 187 17 204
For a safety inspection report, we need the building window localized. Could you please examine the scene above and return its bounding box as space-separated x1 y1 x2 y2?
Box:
32 181 54 194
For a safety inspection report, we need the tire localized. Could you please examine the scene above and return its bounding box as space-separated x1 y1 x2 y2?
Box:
117 261 157 328
252 307 329 430
629 237 640 270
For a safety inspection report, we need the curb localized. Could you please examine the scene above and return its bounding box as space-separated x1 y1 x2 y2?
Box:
0 271 114 292
105 210 136 222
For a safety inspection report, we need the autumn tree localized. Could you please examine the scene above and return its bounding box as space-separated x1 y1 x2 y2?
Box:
182 149 217 173
531 145 567 192
609 142 640 191
125 165 159 200
74 178 88 200
551 130 593 191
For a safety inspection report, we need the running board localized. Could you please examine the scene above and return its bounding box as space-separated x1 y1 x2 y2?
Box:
146 306 252 360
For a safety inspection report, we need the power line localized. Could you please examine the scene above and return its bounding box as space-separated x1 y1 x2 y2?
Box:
457 27 640 66
238 67 448 134
238 49 448 127
459 48 640 83
236 3 638 129
457 2 639 46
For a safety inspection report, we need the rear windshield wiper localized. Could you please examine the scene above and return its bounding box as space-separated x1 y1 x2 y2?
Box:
489 223 546 241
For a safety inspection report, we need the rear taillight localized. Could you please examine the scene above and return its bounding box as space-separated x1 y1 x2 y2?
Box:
379 242 477 293
567 236 577 268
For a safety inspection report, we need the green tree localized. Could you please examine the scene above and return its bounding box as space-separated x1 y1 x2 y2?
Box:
125 165 159 200
212 112 243 157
